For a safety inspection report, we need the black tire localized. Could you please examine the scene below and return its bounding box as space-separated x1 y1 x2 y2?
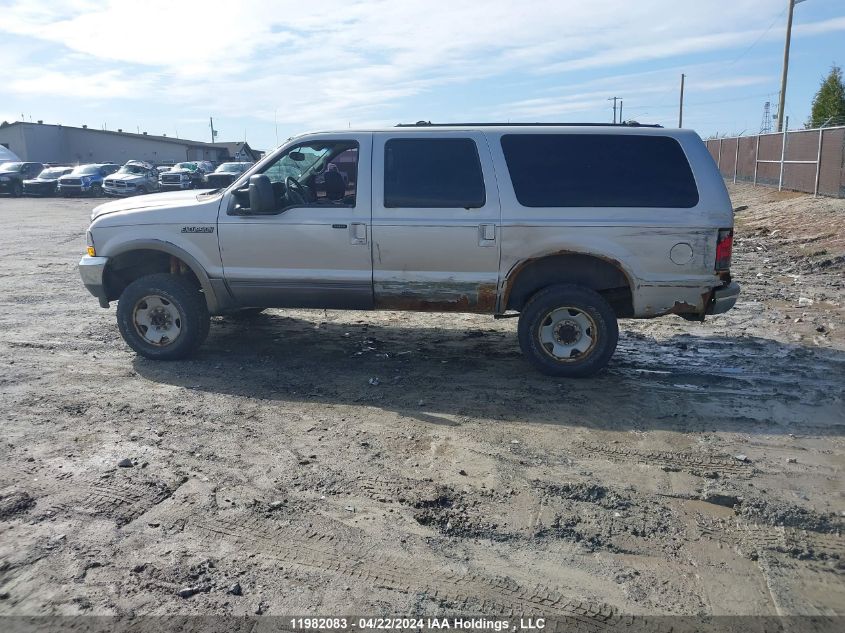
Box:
11 181 23 197
116 273 210 360
518 284 618 378
136 186 146 195
90 183 102 197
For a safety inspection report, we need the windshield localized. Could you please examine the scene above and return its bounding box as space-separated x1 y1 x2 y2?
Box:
174 162 198 171
216 163 245 173
39 168 67 178
71 165 101 176
118 164 146 175
264 147 327 183
0 162 24 173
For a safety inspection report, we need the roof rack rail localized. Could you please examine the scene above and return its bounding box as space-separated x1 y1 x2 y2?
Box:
396 121 663 128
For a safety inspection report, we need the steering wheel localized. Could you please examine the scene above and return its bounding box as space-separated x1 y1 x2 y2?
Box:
285 176 307 205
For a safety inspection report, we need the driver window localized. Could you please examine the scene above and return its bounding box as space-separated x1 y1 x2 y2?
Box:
261 140 359 211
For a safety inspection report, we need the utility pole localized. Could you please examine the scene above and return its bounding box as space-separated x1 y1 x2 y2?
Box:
678 73 685 128
777 0 807 132
619 100 623 123
209 117 217 143
607 97 620 124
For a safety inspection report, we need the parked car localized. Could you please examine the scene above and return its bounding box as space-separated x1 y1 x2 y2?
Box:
103 160 159 197
58 164 118 197
0 162 44 197
205 162 252 188
23 165 73 196
158 161 206 190
78 123 739 376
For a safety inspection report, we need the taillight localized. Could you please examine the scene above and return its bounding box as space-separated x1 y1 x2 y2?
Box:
715 228 733 271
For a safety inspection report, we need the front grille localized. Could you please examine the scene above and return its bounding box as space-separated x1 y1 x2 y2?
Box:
161 174 182 184
61 178 82 186
25 182 53 192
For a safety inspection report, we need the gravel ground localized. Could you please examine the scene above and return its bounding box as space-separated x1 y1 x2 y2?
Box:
0 184 843 624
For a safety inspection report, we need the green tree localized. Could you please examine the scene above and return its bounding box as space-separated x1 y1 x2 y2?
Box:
807 64 845 128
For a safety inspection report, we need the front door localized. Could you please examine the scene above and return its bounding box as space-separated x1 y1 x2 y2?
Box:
371 131 501 312
217 133 373 309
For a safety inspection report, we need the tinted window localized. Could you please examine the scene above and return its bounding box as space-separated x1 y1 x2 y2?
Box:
384 138 485 208
501 134 699 208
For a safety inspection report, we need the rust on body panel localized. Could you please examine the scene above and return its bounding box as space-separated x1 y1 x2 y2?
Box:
375 281 498 313
500 250 636 310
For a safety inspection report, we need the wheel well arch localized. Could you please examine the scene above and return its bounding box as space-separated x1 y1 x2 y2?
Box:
503 252 634 317
102 241 217 311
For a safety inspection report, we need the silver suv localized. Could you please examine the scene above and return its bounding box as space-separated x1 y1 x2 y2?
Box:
79 123 739 377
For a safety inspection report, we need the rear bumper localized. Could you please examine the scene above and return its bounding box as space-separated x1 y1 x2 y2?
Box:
706 281 740 315
79 256 110 308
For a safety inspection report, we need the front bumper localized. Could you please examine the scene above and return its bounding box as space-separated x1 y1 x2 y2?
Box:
23 182 57 196
60 184 93 195
0 180 18 193
104 185 137 197
79 256 110 308
706 281 741 315
160 181 192 190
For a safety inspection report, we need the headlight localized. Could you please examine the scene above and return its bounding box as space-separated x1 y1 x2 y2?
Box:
0 176 9 182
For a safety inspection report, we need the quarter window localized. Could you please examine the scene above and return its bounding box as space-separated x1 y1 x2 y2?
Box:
384 138 485 208
501 134 699 208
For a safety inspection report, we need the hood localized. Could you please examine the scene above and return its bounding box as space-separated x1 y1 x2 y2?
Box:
91 189 220 221
25 176 60 184
106 173 147 183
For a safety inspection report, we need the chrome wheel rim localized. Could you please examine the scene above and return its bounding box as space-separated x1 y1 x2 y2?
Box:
133 295 182 346
538 306 597 362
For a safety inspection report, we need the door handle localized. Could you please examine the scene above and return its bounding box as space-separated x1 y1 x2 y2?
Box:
478 223 496 247
350 222 367 245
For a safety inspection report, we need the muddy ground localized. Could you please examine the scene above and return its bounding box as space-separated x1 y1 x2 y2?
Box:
0 183 843 625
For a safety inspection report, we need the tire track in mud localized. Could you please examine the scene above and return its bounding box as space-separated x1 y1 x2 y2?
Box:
193 513 631 629
49 474 187 526
695 515 844 562
577 443 753 478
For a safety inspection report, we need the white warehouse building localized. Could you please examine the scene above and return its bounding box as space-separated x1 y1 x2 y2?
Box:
0 120 261 165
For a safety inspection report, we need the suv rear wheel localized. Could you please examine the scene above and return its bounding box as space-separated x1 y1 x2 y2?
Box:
116 273 210 360
518 284 618 377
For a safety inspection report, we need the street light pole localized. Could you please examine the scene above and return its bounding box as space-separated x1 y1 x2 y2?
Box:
776 0 807 132
608 97 620 124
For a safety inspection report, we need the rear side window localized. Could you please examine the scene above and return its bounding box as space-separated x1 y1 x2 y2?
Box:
384 138 485 208
501 134 699 208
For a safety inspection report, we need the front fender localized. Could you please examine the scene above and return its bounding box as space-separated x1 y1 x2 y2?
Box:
105 239 234 313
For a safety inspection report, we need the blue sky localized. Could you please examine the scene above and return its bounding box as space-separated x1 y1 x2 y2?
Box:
1 0 843 150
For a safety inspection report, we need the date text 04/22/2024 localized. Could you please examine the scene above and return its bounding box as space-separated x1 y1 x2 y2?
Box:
288 618 547 631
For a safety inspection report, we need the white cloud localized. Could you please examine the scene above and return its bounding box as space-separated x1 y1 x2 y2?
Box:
0 0 841 132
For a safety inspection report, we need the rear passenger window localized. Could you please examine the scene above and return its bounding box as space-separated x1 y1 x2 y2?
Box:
501 134 699 208
384 138 485 208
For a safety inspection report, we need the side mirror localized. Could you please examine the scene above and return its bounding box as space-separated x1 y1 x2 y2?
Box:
248 174 275 213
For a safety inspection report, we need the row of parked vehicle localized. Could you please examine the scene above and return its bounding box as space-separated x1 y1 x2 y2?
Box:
0 160 253 198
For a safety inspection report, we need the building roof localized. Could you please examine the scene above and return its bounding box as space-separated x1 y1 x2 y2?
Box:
0 120 243 151
216 141 261 160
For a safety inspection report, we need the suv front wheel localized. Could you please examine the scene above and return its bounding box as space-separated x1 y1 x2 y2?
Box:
116 273 210 360
518 284 618 377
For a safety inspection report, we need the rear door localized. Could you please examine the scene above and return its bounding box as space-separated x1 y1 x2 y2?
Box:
371 131 501 312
